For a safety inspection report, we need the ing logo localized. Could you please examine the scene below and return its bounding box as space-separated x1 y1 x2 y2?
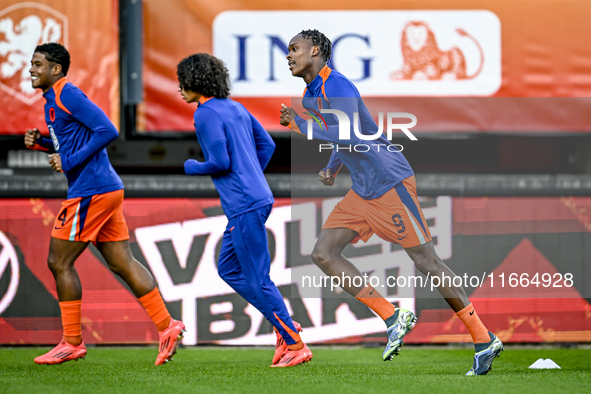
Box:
0 2 68 105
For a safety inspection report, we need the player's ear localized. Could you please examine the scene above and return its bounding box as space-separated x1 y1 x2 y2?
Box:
52 63 62 76
311 45 320 57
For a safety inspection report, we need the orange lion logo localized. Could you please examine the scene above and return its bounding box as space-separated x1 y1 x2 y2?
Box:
391 21 483 81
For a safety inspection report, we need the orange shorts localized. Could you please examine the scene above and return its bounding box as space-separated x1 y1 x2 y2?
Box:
322 176 432 248
51 189 129 244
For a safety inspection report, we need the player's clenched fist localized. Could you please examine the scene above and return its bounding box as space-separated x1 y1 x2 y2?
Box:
24 128 41 147
319 168 335 186
48 153 62 172
280 103 296 127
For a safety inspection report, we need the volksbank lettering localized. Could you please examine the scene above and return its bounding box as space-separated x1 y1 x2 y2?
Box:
133 198 452 344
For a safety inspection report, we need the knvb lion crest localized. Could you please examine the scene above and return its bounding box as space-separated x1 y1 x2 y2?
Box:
0 2 68 105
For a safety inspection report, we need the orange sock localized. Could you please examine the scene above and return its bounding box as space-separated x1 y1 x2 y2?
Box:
138 288 171 332
273 313 302 344
287 341 304 351
456 303 491 343
60 300 82 346
355 285 397 321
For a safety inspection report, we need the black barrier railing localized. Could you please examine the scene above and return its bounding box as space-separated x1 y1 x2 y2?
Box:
1 174 591 198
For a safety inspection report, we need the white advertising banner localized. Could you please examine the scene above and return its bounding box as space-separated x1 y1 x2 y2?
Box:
213 10 501 97
134 197 452 345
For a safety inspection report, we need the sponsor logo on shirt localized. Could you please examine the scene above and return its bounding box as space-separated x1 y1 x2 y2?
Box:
49 124 59 150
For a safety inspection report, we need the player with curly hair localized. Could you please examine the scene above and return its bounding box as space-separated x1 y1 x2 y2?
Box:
26 43 184 366
280 29 503 375
177 53 312 367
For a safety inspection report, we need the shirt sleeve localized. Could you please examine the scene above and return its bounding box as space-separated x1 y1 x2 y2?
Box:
58 87 118 171
293 78 362 144
250 113 275 170
27 137 55 153
323 151 343 176
184 108 230 176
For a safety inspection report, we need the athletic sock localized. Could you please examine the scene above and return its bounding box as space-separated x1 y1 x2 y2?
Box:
384 309 400 328
355 285 397 323
138 287 172 332
60 300 82 346
455 303 491 343
287 341 304 351
273 313 302 343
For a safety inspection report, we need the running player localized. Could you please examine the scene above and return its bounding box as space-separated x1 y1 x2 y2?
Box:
177 53 311 367
280 30 503 376
26 43 184 365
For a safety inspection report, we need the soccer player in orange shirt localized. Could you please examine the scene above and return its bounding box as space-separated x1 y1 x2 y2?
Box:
280 30 503 375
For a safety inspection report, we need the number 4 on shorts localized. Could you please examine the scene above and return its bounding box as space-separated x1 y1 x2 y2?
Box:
57 208 68 227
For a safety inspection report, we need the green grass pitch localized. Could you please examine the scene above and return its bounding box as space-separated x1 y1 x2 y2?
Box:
1 346 590 393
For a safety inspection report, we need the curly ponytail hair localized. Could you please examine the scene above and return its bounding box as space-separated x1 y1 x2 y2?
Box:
177 53 230 98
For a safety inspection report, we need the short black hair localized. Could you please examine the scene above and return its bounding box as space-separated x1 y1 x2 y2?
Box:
34 43 70 75
299 29 332 62
177 53 230 99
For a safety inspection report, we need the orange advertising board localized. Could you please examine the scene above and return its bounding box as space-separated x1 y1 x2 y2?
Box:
1 196 590 344
142 0 591 133
3 1 590 135
0 0 118 135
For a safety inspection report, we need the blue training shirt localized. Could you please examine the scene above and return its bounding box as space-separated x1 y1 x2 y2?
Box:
32 77 123 199
292 66 414 200
184 97 275 219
